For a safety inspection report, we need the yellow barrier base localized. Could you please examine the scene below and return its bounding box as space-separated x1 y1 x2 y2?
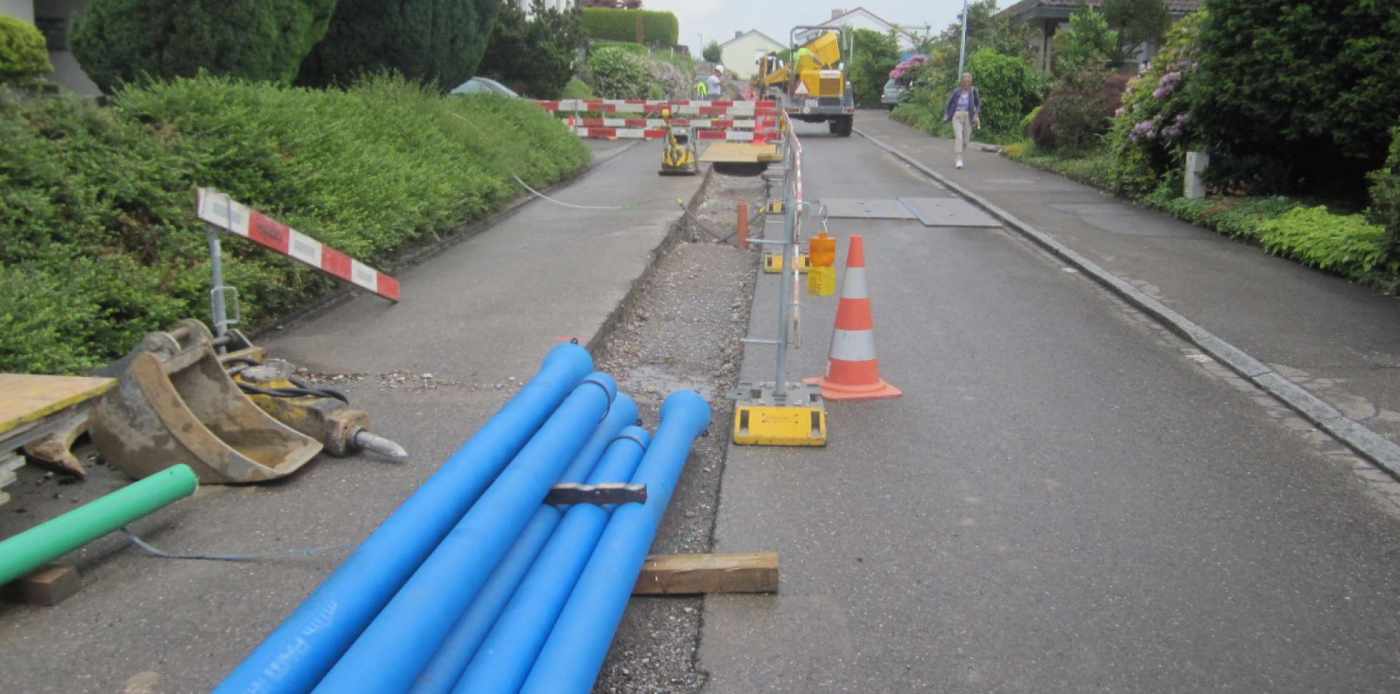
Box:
731 383 827 447
763 252 811 274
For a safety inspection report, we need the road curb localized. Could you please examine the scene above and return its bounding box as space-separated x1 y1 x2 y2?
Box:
855 127 1400 480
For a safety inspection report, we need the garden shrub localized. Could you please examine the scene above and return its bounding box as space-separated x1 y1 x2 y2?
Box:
1189 0 1400 198
71 0 334 93
1108 9 1206 196
479 0 584 98
1052 7 1118 77
588 45 652 99
297 0 497 89
1256 206 1390 277
0 75 588 373
561 77 594 99
849 29 900 108
702 42 721 64
0 15 51 86
1369 126 1400 259
581 8 678 46
966 48 1044 138
1030 71 1129 152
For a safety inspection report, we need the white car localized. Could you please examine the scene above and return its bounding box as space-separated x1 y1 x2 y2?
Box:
450 77 519 98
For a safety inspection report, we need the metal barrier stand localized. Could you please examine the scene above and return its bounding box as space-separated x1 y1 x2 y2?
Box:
731 114 829 447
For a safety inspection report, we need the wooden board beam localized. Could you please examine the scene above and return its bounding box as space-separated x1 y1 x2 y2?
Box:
3 562 81 606
632 552 779 595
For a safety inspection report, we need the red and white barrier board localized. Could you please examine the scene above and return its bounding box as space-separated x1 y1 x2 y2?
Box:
196 188 401 303
536 99 779 118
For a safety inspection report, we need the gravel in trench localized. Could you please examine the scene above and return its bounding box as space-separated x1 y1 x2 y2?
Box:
592 168 766 693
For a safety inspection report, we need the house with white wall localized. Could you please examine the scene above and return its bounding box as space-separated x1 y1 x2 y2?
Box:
717 29 784 80
1 0 99 95
815 7 929 52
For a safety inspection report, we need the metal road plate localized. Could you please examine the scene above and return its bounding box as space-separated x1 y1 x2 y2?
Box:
818 198 917 220
898 197 1002 227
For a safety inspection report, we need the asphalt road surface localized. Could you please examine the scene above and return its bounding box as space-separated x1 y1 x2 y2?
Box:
701 123 1400 692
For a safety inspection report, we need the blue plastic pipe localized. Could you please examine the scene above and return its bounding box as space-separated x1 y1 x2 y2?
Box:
453 425 653 693
521 391 711 694
409 394 639 694
314 373 618 693
217 343 592 694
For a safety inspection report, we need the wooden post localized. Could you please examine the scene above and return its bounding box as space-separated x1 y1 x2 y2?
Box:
737 201 750 250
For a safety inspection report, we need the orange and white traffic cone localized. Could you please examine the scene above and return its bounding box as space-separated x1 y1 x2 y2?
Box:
805 234 902 401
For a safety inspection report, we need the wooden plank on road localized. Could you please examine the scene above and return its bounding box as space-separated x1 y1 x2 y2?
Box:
633 552 779 595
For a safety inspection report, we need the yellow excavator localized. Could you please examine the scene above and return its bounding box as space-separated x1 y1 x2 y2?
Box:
754 26 855 136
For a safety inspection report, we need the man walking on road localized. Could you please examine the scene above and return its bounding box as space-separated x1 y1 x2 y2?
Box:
707 66 724 98
943 72 981 169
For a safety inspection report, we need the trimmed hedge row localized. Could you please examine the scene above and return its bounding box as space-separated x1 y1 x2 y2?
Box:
0 75 589 374
581 8 678 46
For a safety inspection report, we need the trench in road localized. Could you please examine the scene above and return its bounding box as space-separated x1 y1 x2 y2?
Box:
699 123 1400 693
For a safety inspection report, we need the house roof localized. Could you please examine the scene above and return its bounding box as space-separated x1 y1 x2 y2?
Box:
718 29 785 50
998 0 1201 20
817 7 923 42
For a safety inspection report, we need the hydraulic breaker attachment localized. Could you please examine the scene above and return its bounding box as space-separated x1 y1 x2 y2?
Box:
229 360 407 461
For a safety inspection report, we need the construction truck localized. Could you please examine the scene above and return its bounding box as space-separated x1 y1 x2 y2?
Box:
753 26 856 137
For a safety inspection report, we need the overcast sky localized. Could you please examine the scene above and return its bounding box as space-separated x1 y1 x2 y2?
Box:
642 0 975 50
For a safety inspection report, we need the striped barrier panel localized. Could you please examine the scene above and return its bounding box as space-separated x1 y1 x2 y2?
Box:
536 99 779 118
196 188 401 302
568 117 760 130
571 127 775 142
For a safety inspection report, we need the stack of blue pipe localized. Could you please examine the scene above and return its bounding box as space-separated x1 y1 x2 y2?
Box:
215 343 710 694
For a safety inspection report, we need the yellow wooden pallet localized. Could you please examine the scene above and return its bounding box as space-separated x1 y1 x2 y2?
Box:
0 374 115 437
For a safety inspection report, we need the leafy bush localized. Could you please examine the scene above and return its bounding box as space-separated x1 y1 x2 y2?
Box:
479 0 584 98
297 0 498 89
71 0 334 93
702 41 722 64
1107 9 1206 196
1256 206 1390 277
0 15 52 86
1189 0 1400 197
561 76 594 99
581 8 679 46
1031 71 1129 152
1369 126 1400 259
849 29 900 108
1019 106 1041 137
1052 7 1118 77
0 75 588 373
588 45 652 99
967 48 1045 137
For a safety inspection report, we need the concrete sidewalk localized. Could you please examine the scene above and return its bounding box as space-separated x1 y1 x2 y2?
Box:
858 112 1400 455
0 141 704 693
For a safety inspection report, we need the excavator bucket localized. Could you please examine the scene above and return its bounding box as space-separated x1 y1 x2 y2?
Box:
90 320 323 484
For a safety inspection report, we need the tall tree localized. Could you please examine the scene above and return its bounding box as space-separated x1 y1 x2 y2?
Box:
71 0 336 94
478 0 584 98
1103 0 1171 58
297 0 499 89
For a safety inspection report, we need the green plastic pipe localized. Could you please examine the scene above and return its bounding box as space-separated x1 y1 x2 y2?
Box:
0 464 198 585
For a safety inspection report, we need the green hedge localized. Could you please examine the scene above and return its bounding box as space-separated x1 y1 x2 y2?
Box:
0 75 589 373
71 0 335 93
581 8 678 46
0 15 52 85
